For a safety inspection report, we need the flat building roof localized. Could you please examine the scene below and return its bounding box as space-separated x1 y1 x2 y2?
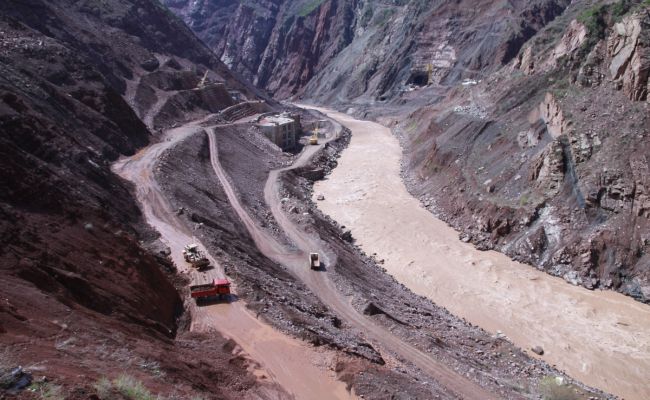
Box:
258 114 294 127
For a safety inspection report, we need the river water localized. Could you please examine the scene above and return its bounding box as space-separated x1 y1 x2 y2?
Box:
312 109 650 400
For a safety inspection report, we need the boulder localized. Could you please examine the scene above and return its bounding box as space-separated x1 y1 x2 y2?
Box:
140 58 160 72
608 12 650 102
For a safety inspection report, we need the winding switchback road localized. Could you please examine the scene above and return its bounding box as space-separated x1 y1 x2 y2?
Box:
113 117 354 400
206 123 499 400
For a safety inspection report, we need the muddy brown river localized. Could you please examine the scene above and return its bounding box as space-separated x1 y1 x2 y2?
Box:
312 108 650 400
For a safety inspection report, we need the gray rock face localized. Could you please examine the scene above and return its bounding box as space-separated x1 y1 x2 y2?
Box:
165 0 571 101
608 11 650 102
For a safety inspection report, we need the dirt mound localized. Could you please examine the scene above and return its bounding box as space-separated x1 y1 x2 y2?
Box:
153 84 235 129
141 70 201 91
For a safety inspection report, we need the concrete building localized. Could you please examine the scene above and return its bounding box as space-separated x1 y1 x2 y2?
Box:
257 112 301 150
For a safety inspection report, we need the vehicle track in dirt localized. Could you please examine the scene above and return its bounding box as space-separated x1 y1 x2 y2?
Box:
113 117 354 400
206 121 499 400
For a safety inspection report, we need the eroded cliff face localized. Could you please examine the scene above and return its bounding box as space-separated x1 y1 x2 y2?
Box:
608 11 650 101
166 0 357 98
166 0 570 100
396 3 650 302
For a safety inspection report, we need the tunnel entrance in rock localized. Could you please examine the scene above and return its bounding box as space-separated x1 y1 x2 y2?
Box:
407 70 429 86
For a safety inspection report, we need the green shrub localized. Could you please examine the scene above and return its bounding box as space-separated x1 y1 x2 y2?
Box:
578 0 642 36
519 194 529 206
575 0 648 59
93 377 112 398
577 5 607 39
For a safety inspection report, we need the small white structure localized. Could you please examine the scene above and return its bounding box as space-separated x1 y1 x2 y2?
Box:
257 112 301 150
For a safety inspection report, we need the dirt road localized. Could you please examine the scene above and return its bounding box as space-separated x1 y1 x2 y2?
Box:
312 108 650 400
112 119 354 400
206 125 499 399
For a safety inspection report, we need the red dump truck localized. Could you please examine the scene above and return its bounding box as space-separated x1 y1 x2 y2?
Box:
190 279 231 303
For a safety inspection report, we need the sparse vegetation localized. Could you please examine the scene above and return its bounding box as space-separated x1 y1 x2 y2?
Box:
297 0 325 17
94 377 113 398
407 121 418 132
538 376 579 400
360 5 374 27
519 194 529 206
94 375 157 400
578 4 608 43
138 360 165 378
28 382 65 400
0 351 14 390
374 8 395 27
577 0 647 53
93 375 208 400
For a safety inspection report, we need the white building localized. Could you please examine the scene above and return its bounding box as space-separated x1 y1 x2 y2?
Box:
257 113 301 150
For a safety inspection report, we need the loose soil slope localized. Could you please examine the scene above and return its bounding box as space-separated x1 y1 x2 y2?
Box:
0 1 272 398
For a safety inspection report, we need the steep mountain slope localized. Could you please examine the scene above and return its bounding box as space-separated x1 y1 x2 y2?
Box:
166 0 570 100
395 1 650 302
171 0 650 302
0 0 274 398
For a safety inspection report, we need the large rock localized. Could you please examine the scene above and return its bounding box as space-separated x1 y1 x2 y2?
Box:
530 139 565 196
539 92 572 139
608 11 650 102
544 19 587 70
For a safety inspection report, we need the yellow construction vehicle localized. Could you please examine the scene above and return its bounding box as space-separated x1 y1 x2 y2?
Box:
309 123 319 145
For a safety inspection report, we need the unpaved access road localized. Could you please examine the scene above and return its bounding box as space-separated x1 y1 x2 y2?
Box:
312 108 650 400
206 125 499 399
112 118 354 400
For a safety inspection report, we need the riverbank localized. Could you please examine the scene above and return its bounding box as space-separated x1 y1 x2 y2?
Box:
313 109 650 400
